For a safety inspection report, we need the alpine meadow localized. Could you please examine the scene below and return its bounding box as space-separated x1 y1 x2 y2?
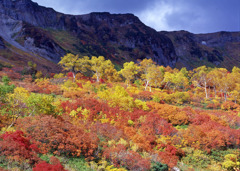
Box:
0 0 239 171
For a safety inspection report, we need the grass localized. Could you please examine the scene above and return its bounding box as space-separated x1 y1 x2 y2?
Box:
47 29 83 54
175 125 188 130
114 63 122 71
39 154 94 171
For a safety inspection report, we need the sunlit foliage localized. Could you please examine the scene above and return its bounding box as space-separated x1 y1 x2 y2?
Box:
0 60 239 170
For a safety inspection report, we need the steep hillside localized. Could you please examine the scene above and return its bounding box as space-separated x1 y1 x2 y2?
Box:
162 31 240 70
195 31 240 70
0 14 62 72
0 0 239 71
0 0 177 71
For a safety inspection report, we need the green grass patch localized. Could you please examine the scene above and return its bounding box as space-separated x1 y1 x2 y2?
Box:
175 125 188 130
39 154 94 171
47 29 83 54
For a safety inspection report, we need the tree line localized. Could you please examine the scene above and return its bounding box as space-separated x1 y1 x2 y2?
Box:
59 53 240 102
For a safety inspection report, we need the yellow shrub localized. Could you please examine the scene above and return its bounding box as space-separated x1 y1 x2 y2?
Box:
98 85 149 111
222 154 240 170
35 71 43 78
54 73 65 79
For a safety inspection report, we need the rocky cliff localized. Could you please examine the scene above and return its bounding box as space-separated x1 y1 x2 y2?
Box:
162 31 240 70
0 37 5 49
0 0 239 72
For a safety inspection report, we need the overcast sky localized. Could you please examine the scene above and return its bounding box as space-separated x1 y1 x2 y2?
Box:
32 0 240 34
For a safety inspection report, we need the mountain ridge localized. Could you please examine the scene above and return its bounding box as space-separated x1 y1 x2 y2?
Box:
0 0 239 72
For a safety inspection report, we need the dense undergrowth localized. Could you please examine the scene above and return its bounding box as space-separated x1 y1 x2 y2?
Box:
0 56 239 171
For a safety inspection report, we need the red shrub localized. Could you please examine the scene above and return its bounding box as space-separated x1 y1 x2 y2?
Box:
99 78 105 83
67 72 73 78
61 98 126 123
128 109 149 122
76 82 83 88
190 113 211 125
103 144 151 170
141 113 177 136
91 122 125 141
33 161 66 171
1 67 22 80
0 130 39 164
158 150 179 168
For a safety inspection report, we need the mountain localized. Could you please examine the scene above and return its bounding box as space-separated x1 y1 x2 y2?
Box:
162 31 240 70
0 0 239 72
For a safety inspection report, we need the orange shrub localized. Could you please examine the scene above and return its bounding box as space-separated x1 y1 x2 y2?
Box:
206 102 221 109
132 91 153 101
148 102 189 125
221 101 240 111
180 121 240 152
63 89 84 98
16 115 99 159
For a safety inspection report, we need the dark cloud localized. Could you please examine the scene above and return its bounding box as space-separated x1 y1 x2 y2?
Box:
33 0 240 33
165 0 240 33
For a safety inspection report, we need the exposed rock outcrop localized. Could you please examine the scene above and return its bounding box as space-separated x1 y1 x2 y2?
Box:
0 0 178 67
0 0 239 71
161 31 240 69
0 37 5 49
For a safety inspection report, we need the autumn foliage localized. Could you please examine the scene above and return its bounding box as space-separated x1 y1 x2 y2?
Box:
33 161 66 171
0 58 240 170
16 115 99 158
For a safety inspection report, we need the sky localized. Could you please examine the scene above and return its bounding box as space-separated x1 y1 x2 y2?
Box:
32 0 240 34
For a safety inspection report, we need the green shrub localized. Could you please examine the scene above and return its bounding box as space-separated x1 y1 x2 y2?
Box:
26 93 55 115
181 150 211 169
151 161 168 171
0 76 15 102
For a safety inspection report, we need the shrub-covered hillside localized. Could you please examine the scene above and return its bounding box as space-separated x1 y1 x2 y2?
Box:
0 55 239 171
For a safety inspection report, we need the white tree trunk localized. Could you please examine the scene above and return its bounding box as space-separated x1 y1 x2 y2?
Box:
96 72 100 82
73 72 76 82
145 80 149 91
204 81 208 99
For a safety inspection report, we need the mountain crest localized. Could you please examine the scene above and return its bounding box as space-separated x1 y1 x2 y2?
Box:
0 0 239 72
0 0 59 28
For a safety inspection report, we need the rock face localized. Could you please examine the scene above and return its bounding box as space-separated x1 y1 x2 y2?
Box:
0 0 239 71
161 31 240 70
0 8 65 64
73 12 177 67
0 37 5 49
0 0 62 28
20 23 66 63
0 0 177 68
195 31 240 48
